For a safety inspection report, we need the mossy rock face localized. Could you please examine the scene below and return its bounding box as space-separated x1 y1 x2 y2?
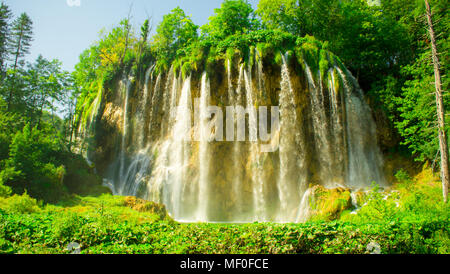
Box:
309 185 353 221
123 196 168 220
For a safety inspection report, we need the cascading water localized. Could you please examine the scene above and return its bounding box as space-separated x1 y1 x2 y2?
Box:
243 65 265 221
116 76 133 195
137 64 155 149
197 72 211 221
327 68 346 181
336 67 385 187
279 53 307 221
305 63 334 185
229 63 245 220
99 52 385 223
167 76 192 219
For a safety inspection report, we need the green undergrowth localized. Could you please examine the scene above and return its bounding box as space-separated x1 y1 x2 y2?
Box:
0 193 448 254
0 211 447 254
0 166 448 254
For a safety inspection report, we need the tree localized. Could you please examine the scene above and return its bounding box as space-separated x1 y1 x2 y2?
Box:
256 0 409 89
152 7 198 68
391 0 448 173
25 55 67 130
7 12 33 71
6 12 33 111
395 53 446 163
0 55 70 128
425 0 448 203
256 0 300 35
0 2 12 77
141 19 151 45
0 124 66 202
0 66 28 113
61 74 79 152
201 0 257 40
97 18 137 70
119 17 132 66
137 18 152 74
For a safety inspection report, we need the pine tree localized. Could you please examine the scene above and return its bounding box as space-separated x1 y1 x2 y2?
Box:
6 12 33 111
8 12 33 71
0 2 12 76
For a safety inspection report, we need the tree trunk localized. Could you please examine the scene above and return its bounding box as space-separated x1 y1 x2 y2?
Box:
425 0 449 203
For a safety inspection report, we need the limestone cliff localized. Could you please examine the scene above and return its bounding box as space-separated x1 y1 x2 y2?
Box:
74 42 386 222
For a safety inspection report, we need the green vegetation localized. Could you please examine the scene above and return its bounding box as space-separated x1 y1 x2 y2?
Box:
0 0 449 254
0 172 448 254
0 4 106 204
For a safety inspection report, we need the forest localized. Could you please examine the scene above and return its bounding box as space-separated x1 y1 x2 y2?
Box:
0 0 449 254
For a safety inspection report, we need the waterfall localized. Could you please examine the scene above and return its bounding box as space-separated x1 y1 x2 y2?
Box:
145 75 193 220
295 188 314 223
336 67 385 187
328 68 346 180
168 76 192 219
243 65 266 221
350 191 359 210
304 63 334 185
197 72 211 221
137 64 155 149
119 152 152 196
117 76 133 195
113 66 158 198
231 64 245 220
102 54 385 223
161 66 175 137
255 48 265 97
278 53 306 221
149 73 162 138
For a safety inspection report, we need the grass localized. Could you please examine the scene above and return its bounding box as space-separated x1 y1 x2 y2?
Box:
0 165 449 254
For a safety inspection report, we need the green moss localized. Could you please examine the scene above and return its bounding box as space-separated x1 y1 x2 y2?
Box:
274 51 283 65
319 50 329 80
206 46 219 73
172 58 182 76
181 62 192 79
225 47 236 65
309 186 353 221
247 46 256 69
333 68 340 94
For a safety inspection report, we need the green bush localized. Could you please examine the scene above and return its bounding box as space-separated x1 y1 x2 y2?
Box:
0 192 40 214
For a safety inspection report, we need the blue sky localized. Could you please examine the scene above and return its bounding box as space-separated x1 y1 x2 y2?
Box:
5 0 259 72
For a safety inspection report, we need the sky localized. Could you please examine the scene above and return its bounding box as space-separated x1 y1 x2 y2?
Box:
6 0 259 72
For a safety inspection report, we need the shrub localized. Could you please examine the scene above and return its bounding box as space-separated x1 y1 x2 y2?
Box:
0 192 40 214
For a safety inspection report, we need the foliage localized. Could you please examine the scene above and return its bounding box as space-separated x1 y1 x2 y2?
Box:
0 180 10 197
0 2 12 74
0 192 40 214
0 172 448 254
257 0 410 89
152 7 198 73
201 0 258 40
342 167 449 224
0 204 447 254
7 12 33 70
0 124 66 202
97 19 136 70
394 25 450 162
0 0 449 255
